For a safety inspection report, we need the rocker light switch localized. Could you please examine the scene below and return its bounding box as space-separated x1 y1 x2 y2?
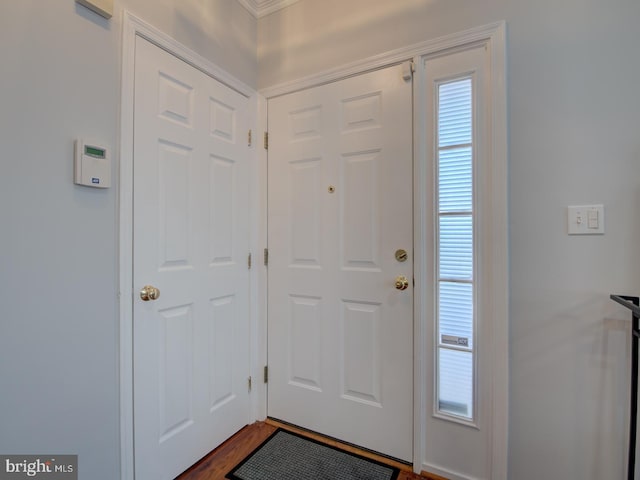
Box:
568 205 605 235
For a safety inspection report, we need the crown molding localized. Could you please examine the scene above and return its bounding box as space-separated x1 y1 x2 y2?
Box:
236 0 302 18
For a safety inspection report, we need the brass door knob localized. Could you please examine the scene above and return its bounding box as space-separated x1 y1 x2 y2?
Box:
140 285 160 301
395 275 409 291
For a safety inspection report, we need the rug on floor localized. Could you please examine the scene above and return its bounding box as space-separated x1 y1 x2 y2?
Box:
226 428 400 480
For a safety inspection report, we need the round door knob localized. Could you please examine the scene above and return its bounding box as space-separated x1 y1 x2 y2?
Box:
395 275 409 291
140 285 160 301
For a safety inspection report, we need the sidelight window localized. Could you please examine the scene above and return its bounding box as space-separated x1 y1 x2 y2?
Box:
436 77 475 420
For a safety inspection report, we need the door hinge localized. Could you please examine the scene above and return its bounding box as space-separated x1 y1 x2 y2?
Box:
263 132 269 150
263 365 268 383
248 376 252 392
248 129 252 147
263 248 269 266
248 252 252 269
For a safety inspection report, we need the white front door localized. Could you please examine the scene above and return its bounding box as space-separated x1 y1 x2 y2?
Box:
267 64 414 461
133 36 251 480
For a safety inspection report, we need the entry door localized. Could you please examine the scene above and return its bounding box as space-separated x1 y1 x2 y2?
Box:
133 36 251 480
267 64 414 461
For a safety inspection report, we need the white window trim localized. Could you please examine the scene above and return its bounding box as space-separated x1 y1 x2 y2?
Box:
414 26 508 480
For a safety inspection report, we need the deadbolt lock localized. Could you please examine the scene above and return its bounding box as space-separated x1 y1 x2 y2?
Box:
395 249 408 262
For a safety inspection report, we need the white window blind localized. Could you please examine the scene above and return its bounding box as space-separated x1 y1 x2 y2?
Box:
436 77 475 420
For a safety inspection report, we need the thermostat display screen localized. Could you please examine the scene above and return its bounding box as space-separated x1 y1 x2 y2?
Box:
85 145 106 158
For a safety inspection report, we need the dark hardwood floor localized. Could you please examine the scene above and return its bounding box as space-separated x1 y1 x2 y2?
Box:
175 420 446 480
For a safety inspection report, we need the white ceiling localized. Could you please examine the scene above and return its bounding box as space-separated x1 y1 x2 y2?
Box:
236 0 302 18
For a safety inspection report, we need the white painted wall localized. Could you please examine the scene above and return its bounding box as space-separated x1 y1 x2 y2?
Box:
259 0 640 478
0 2 256 479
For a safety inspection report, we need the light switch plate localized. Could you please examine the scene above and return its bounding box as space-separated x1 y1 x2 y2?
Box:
568 204 605 235
76 0 113 19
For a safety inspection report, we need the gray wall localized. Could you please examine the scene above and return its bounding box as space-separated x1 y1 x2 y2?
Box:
0 2 256 479
2 0 639 479
259 1 640 479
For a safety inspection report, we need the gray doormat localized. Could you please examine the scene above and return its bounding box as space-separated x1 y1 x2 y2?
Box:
226 428 400 480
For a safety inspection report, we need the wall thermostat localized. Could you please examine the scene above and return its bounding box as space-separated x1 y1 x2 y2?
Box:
74 139 110 188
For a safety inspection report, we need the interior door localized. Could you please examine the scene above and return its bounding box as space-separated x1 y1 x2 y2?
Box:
133 36 251 480
267 63 414 461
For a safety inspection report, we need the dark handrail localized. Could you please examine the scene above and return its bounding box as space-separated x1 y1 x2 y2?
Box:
611 295 640 318
611 294 640 480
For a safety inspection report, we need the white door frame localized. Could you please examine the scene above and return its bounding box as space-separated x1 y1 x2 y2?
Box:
260 21 507 479
118 11 261 480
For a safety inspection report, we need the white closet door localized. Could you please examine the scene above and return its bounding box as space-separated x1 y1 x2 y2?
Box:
133 36 251 480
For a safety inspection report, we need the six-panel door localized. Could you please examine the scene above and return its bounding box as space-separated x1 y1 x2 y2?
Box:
267 64 414 461
133 36 251 480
